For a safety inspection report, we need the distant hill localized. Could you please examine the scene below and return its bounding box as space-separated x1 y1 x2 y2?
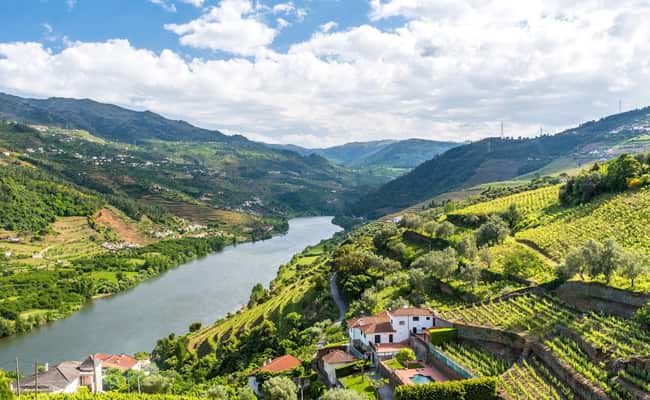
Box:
0 92 244 144
270 139 458 169
353 107 650 218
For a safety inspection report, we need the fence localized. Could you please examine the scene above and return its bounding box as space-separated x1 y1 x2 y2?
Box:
426 343 475 379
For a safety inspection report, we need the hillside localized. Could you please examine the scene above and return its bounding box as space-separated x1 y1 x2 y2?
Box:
157 157 649 399
354 107 650 218
271 139 458 170
0 92 235 144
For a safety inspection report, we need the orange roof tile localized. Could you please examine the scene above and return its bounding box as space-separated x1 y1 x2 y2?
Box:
389 307 435 317
257 355 302 374
322 350 356 365
94 353 139 370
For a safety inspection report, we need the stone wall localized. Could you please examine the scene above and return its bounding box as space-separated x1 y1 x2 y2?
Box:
555 281 650 318
530 341 609 400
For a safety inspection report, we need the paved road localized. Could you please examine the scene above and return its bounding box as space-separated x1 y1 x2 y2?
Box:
330 272 348 323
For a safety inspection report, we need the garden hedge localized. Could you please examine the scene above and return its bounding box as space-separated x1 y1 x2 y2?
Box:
428 327 457 345
334 360 369 378
395 377 497 400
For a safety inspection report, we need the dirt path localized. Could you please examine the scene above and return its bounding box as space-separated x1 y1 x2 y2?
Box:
330 272 348 323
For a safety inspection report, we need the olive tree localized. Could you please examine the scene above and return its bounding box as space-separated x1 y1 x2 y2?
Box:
262 376 297 400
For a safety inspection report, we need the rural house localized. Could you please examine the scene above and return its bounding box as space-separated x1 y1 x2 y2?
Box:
14 356 103 394
247 354 302 396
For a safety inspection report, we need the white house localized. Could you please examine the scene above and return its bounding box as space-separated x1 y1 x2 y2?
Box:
347 307 438 347
14 356 103 394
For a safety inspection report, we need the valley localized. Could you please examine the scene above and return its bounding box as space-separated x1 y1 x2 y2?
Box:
0 96 648 400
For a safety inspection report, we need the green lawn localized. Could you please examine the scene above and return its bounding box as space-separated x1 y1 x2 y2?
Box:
340 373 377 399
384 358 406 370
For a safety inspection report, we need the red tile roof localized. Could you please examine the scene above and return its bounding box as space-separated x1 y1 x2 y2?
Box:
322 350 356 365
256 355 302 374
347 310 396 334
95 353 139 370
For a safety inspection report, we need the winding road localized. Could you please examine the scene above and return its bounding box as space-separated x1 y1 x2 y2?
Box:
330 272 348 323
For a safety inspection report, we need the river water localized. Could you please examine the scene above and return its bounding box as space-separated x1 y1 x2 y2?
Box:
0 217 341 372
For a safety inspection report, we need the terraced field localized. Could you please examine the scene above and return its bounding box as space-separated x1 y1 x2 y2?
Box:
517 187 650 261
452 185 561 218
500 358 574 400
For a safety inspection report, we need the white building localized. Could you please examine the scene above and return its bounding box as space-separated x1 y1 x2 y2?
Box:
14 356 103 394
347 307 439 349
320 350 357 386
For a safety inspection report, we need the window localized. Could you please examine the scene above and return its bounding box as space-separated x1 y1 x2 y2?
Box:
399 321 405 326
375 335 381 344
389 334 394 343
426 317 430 320
413 316 420 321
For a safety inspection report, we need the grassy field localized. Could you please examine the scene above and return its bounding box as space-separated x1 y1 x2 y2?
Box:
340 373 377 399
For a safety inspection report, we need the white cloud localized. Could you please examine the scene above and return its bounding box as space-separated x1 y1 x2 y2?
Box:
320 21 338 33
1 1 650 146
66 0 77 10
149 0 177 13
165 0 277 55
179 0 205 6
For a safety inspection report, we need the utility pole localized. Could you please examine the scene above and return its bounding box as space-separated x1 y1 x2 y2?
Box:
619 99 622 113
500 122 504 139
34 361 38 400
137 373 141 394
15 358 21 397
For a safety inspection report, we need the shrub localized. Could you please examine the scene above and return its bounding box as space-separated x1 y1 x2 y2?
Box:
0 370 13 400
395 377 497 400
334 360 368 378
428 328 457 345
395 348 416 365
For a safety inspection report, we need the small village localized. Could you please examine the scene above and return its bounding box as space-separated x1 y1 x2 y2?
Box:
9 307 474 399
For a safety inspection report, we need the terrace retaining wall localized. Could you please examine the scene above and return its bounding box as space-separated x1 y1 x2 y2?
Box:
530 340 609 400
555 281 650 318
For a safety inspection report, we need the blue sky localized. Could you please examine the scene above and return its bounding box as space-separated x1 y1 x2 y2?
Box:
0 1 649 146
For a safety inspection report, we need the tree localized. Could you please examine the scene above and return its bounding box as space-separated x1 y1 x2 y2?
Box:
456 236 478 260
189 322 202 332
207 385 230 400
619 251 646 287
262 376 297 400
238 386 257 400
0 370 13 400
320 388 367 400
103 368 128 392
435 221 455 239
422 221 439 236
502 204 522 230
395 348 416 365
556 248 584 281
412 248 457 280
461 263 482 287
475 216 510 247
399 214 423 229
606 154 642 191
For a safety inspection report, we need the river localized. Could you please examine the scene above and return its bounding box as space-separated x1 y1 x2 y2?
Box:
0 217 342 372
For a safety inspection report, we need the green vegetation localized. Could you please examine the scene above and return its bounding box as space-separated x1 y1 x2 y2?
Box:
428 328 457 345
439 342 510 377
0 236 227 337
500 358 574 400
339 374 376 399
353 106 650 218
19 394 200 400
0 369 13 400
394 377 498 400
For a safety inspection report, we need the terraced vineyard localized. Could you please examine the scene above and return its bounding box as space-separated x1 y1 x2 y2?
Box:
566 313 650 359
517 187 650 261
439 342 511 376
500 358 574 400
618 366 650 393
451 185 561 218
544 336 633 400
440 293 577 334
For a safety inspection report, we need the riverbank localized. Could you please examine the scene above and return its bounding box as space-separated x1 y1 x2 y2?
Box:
0 217 341 372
